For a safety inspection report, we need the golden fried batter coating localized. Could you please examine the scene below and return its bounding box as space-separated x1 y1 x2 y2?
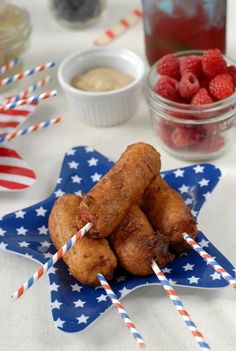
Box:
48 194 117 286
142 175 197 253
111 206 174 276
77 142 161 239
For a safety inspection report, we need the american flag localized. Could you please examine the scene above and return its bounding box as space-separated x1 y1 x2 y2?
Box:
0 98 37 191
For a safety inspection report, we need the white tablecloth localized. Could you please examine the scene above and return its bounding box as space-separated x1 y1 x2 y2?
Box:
0 1 236 350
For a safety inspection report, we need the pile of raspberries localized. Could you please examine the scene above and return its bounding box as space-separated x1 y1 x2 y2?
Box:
153 49 235 152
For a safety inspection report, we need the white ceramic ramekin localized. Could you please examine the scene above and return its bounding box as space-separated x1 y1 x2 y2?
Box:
58 47 146 127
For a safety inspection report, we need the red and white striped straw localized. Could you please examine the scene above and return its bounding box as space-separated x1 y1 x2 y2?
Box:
183 233 236 289
0 90 57 112
12 223 93 300
151 260 210 351
6 76 52 103
0 58 20 76
0 116 63 143
0 61 55 87
97 273 145 348
94 8 143 46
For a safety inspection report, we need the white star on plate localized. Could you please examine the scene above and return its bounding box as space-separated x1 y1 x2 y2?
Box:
41 241 51 248
116 276 127 283
19 241 29 248
71 283 83 292
54 318 65 328
203 192 211 200
162 267 172 274
198 239 209 248
54 189 65 198
0 228 6 236
185 198 193 205
193 165 204 173
0 242 7 250
210 272 222 280
77 314 89 324
68 161 79 169
179 184 190 194
71 175 82 184
50 282 60 292
35 206 47 217
198 178 209 187
44 252 52 259
51 299 62 309
187 276 200 284
183 263 194 271
48 266 57 274
87 157 98 167
57 177 62 184
96 294 107 302
91 173 102 182
15 210 26 219
16 226 28 235
119 287 130 297
85 146 94 153
38 225 48 235
168 279 177 285
191 210 198 217
67 149 76 156
74 190 82 196
74 299 86 308
174 169 184 177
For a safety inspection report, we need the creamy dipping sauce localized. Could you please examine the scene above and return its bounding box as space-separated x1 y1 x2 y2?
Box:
71 67 134 92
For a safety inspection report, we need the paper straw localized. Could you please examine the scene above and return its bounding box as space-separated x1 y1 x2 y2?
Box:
0 61 56 87
0 116 63 143
0 90 57 112
151 260 210 351
6 76 52 103
94 8 143 46
0 58 20 75
183 233 236 289
12 223 93 300
97 273 145 348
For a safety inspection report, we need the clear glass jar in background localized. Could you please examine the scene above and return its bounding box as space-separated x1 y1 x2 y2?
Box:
0 1 31 91
144 51 236 161
49 0 107 29
142 0 227 65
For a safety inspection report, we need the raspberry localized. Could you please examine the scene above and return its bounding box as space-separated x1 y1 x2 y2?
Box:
209 74 234 100
191 88 213 105
202 49 227 78
157 54 180 80
228 65 236 87
154 76 179 101
179 73 200 98
171 126 205 148
180 55 202 78
195 134 225 153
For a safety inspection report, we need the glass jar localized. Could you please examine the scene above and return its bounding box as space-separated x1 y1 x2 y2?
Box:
50 0 106 29
144 51 236 161
0 2 31 89
142 0 227 65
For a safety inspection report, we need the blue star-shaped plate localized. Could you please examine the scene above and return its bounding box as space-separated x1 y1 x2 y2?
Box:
0 146 234 333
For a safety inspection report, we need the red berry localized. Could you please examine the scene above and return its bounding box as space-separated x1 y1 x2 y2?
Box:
180 55 202 78
195 134 225 153
191 88 213 105
209 74 234 100
171 126 205 148
202 49 227 78
154 76 179 101
228 65 236 87
157 54 180 80
179 73 200 98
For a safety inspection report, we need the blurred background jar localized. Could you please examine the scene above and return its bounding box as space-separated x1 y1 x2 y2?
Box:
0 0 31 91
49 0 107 29
142 0 227 65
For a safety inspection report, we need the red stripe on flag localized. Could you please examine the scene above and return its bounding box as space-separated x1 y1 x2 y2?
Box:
0 121 20 128
0 147 22 158
0 109 30 117
0 179 28 190
0 165 36 178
